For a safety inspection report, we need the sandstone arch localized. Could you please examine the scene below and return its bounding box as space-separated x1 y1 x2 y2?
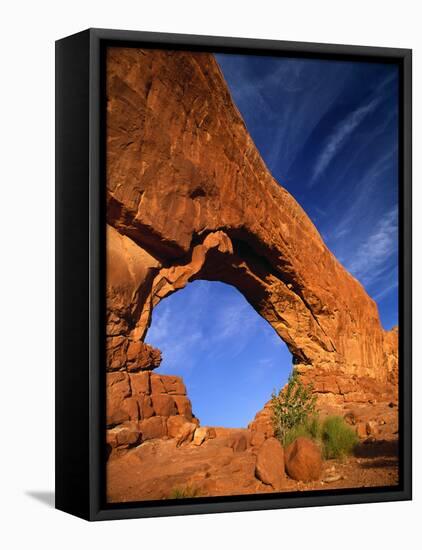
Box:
106 47 398 420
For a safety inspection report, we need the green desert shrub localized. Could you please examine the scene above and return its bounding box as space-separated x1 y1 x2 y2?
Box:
271 369 317 446
272 372 358 460
283 420 314 447
282 415 323 447
321 415 359 459
169 485 201 499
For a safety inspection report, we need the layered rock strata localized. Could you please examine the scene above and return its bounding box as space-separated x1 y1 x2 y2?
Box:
106 344 198 454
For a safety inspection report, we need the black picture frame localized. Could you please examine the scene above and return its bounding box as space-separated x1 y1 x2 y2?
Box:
55 28 412 521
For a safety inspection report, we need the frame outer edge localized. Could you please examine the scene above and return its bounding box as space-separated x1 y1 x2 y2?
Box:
70 28 412 520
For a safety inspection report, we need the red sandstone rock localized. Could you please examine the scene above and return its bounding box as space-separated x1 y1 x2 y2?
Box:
366 420 378 436
344 411 357 426
116 424 140 447
107 423 140 449
138 416 167 441
167 416 192 439
285 437 322 482
106 336 128 371
106 372 133 426
138 395 154 419
130 372 150 395
173 395 193 420
127 341 161 372
122 397 139 421
211 428 251 453
151 393 177 417
161 375 186 395
166 416 200 446
255 437 285 490
150 374 167 394
356 423 368 439
248 403 275 440
250 430 266 447
192 426 216 446
107 372 131 399
106 402 130 428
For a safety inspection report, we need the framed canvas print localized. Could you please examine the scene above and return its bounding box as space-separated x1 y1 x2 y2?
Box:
55 28 412 521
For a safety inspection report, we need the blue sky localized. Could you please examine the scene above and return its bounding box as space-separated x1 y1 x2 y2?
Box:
146 281 291 428
146 53 399 428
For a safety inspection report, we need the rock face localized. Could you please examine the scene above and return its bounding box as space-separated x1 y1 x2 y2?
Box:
105 46 398 398
106 346 197 452
285 437 323 482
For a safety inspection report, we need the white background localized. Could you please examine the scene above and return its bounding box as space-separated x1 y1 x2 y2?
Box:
0 1 419 548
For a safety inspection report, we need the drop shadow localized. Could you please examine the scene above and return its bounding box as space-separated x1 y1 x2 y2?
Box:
359 458 398 469
26 491 55 508
354 439 399 459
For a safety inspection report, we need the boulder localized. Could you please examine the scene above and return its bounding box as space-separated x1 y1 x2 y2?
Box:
175 422 197 447
107 423 140 449
192 426 215 446
285 437 322 482
255 437 285 490
138 416 167 441
366 420 378 436
167 415 191 438
167 416 197 447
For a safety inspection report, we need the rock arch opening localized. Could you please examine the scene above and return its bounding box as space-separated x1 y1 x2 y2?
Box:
144 280 293 428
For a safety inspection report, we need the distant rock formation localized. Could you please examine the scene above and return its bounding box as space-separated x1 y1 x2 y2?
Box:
105 47 398 445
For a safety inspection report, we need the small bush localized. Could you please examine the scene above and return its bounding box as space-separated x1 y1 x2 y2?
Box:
169 485 201 499
271 369 317 446
283 415 323 447
307 415 322 440
321 416 359 459
283 422 313 447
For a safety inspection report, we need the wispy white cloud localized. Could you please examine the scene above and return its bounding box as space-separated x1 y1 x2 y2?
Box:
345 208 398 287
372 279 398 301
309 97 380 187
209 298 262 359
328 146 397 242
146 279 289 374
146 281 264 371
309 72 397 189
216 54 350 176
